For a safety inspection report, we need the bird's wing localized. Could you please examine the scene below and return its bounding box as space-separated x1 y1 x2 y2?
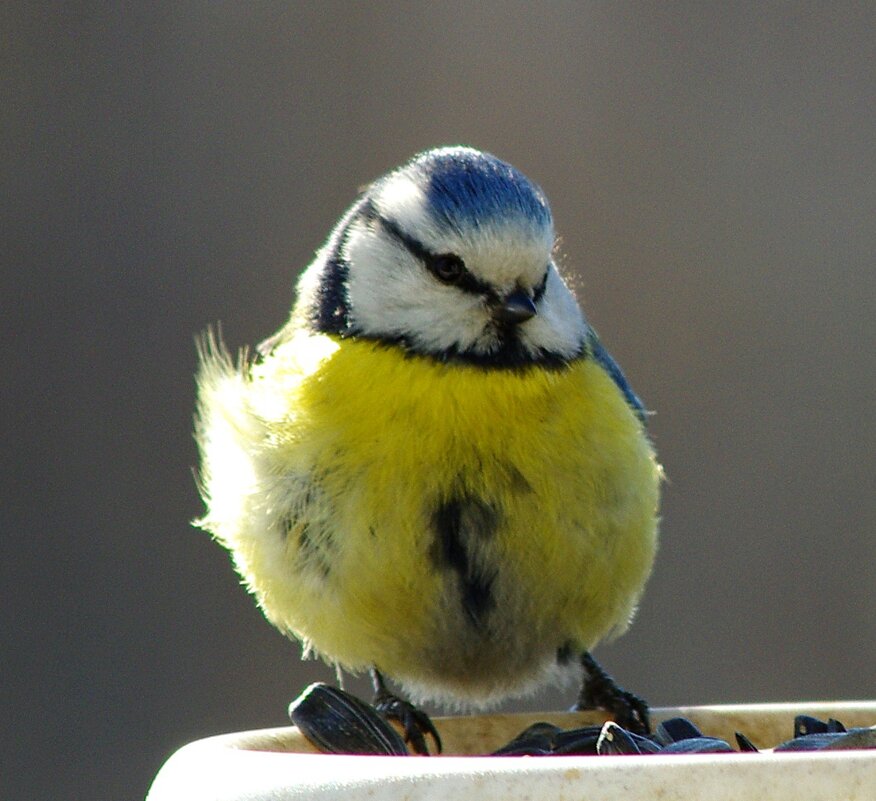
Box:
586 330 647 424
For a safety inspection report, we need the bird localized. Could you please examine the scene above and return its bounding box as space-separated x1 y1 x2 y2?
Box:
194 146 662 754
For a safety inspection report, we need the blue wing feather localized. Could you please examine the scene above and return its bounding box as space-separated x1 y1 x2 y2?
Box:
587 332 647 424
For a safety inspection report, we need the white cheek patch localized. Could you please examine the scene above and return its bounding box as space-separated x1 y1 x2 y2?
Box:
343 221 414 316
344 222 489 352
521 267 588 358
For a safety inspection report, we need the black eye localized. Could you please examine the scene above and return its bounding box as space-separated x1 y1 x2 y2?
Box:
429 254 466 284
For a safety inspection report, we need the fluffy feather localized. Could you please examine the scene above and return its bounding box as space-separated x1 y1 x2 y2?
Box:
194 146 661 710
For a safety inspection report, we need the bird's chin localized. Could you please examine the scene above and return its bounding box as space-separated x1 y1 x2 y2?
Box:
454 325 539 366
355 325 568 368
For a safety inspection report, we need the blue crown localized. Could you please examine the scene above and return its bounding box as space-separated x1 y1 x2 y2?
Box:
407 147 552 235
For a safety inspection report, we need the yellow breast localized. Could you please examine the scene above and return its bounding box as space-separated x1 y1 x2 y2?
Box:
238 333 660 704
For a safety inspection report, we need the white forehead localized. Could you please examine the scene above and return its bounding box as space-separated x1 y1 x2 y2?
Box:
373 171 555 290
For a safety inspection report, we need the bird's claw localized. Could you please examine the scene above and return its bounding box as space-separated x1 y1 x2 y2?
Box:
373 692 442 755
596 687 651 735
577 651 651 735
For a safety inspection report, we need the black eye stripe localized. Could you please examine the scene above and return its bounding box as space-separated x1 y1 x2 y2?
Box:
367 209 493 296
428 255 491 295
369 209 432 263
360 201 548 301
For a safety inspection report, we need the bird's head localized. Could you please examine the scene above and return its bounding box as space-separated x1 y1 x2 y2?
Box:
299 147 587 367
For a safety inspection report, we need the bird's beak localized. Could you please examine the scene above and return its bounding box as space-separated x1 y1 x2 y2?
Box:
492 289 537 326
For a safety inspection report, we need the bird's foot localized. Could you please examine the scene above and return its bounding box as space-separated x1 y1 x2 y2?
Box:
372 670 442 755
373 691 442 755
576 651 651 735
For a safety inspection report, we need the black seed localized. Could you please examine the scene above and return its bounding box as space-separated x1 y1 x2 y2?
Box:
596 721 643 755
493 722 562 756
775 733 849 751
794 715 830 737
551 729 602 756
735 731 760 752
288 683 409 756
626 732 661 754
659 737 735 754
821 728 876 750
654 717 704 746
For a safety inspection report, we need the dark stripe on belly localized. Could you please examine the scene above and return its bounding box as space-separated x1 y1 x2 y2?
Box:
429 495 498 627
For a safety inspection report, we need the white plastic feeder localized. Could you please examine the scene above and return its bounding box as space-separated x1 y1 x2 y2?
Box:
147 701 876 801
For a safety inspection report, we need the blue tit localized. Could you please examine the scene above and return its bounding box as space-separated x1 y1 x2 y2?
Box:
195 146 661 753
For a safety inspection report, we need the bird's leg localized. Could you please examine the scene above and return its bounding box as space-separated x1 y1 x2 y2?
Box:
370 668 442 755
576 651 651 735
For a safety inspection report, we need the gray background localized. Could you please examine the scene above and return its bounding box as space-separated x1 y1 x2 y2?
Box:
4 4 874 799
